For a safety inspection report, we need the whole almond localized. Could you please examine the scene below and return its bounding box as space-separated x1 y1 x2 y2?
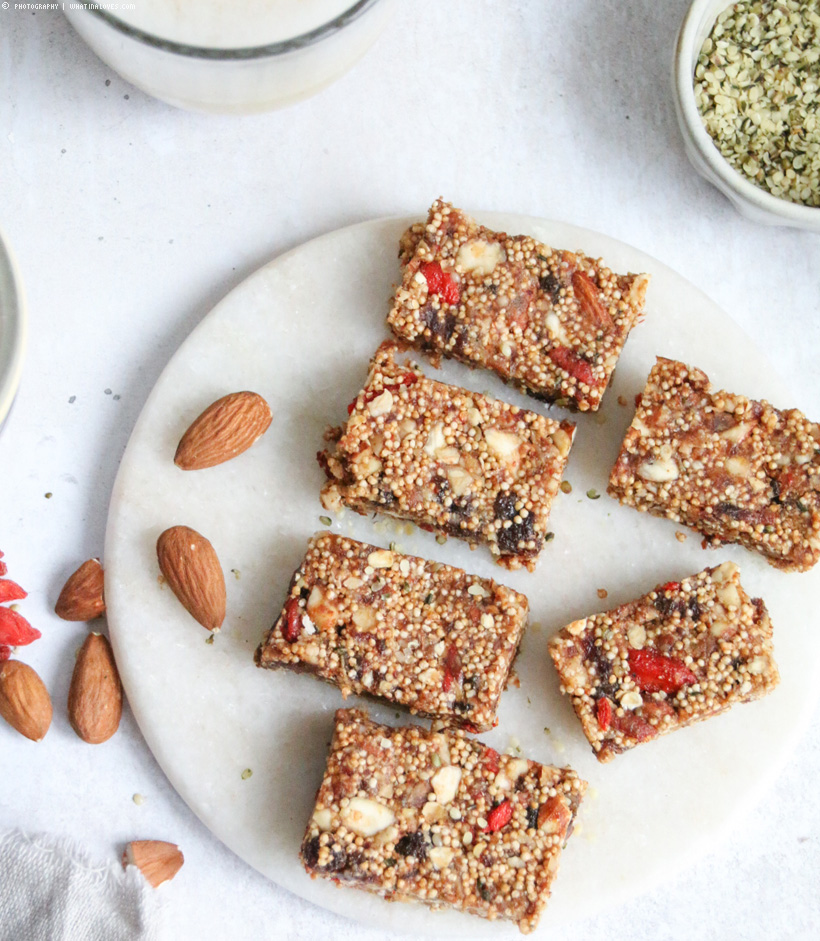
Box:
0 660 53 741
122 840 184 887
157 525 226 632
174 391 271 470
55 558 105 621
68 632 123 744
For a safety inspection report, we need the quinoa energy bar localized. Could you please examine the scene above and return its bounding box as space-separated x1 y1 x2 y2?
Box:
548 562 779 763
319 342 575 571
388 199 650 412
255 532 528 732
608 357 820 572
301 708 586 934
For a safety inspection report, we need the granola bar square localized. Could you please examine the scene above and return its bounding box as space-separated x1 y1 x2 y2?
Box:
548 562 779 762
301 708 586 933
388 199 650 412
319 342 575 571
255 532 528 732
608 357 820 571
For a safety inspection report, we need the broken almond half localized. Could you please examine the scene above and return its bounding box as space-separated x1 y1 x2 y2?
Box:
55 558 105 621
68 632 123 744
0 660 53 742
174 391 272 470
156 525 226 632
122 840 184 887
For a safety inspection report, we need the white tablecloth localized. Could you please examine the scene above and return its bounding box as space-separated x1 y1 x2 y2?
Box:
0 3 818 939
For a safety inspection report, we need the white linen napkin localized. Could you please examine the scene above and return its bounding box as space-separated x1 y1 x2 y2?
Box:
0 830 159 941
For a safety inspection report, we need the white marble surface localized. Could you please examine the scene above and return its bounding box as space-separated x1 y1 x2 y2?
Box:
1 3 819 940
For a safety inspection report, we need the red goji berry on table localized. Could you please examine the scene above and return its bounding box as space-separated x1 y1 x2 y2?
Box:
0 580 27 604
0 646 11 662
0 607 41 647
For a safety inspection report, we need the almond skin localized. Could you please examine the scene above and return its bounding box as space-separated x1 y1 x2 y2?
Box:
174 391 271 470
68 632 123 744
156 525 226 632
55 558 105 621
0 660 53 741
122 840 184 887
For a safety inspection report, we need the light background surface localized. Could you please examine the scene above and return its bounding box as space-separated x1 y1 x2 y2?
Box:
1 3 818 940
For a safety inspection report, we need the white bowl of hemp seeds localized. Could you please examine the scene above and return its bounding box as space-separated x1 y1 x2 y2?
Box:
674 0 820 230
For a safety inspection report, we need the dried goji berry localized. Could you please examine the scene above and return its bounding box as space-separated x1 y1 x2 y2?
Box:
549 346 596 387
659 581 681 594
596 696 612 731
572 269 613 330
0 580 27 603
0 607 41 646
0 645 11 662
628 648 697 694
484 800 513 832
281 597 303 643
482 747 500 775
420 261 460 306
442 644 463 693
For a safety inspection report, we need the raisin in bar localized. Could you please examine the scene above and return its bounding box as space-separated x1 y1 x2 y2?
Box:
548 562 779 763
301 708 586 934
255 532 528 732
319 342 575 571
608 357 820 572
388 199 650 412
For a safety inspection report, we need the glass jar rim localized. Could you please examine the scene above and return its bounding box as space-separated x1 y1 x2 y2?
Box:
76 0 384 60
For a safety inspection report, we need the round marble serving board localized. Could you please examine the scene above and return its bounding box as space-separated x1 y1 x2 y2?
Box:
104 215 820 936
